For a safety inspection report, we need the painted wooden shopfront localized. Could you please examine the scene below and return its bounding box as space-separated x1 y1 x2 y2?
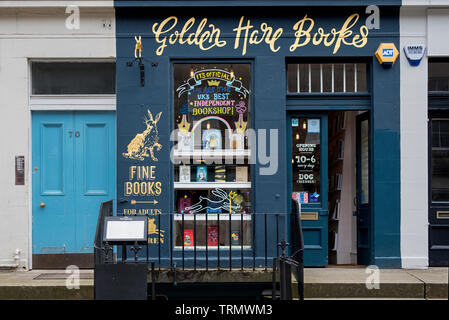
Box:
115 2 401 268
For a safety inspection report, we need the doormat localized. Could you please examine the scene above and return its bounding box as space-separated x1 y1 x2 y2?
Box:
33 273 94 280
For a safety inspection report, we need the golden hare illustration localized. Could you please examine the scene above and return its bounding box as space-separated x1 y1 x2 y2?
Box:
123 109 162 161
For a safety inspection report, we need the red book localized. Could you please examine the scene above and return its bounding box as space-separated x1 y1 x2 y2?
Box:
184 229 194 247
207 226 218 246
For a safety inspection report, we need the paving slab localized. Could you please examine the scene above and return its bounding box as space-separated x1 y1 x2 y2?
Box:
0 270 93 300
0 267 446 300
405 268 448 299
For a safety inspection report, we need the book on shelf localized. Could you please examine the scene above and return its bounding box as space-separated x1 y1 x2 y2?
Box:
196 166 207 182
336 173 343 190
207 225 219 246
184 229 194 246
231 230 240 245
337 139 345 159
177 195 193 214
236 166 248 182
331 199 340 220
339 112 346 130
206 193 222 213
179 165 191 183
232 133 245 150
202 129 222 151
332 232 338 251
177 132 193 152
214 165 226 182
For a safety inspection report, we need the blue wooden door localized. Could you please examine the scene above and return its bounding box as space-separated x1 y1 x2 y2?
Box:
288 114 328 266
32 111 115 257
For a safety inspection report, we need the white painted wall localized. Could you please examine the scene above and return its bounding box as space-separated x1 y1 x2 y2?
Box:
400 7 429 269
0 5 115 270
427 9 449 56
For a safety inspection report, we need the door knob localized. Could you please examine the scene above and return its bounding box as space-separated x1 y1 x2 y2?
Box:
40 202 45 208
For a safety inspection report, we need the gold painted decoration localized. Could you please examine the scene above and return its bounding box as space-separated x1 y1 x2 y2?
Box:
152 14 369 56
234 101 248 133
148 218 165 244
123 109 162 161
134 35 142 58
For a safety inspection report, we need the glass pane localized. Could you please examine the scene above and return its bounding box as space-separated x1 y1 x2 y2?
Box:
287 64 298 93
291 117 321 204
322 64 332 93
287 63 367 93
299 64 309 93
333 64 344 92
31 62 115 94
310 64 321 92
345 64 355 92
356 63 367 92
361 119 369 204
429 62 449 92
432 119 449 202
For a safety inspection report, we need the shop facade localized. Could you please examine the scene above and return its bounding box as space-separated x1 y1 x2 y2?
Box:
115 1 401 268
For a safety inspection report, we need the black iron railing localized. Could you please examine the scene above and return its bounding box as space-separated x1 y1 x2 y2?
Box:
165 212 286 271
94 200 303 300
93 200 113 265
95 210 288 271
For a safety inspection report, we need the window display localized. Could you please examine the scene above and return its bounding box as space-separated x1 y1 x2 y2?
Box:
173 63 252 249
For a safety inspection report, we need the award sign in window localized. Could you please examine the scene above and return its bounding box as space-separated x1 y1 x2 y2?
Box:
291 118 321 204
173 63 252 249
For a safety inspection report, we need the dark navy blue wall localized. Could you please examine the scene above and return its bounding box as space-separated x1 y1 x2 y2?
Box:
115 5 401 268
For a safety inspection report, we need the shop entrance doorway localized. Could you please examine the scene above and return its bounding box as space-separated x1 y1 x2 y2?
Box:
32 111 116 268
289 111 372 267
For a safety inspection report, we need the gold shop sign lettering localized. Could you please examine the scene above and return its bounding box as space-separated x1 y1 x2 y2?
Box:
124 165 162 196
152 14 369 56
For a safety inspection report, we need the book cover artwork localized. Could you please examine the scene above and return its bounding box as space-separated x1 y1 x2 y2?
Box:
236 166 248 182
184 229 194 247
179 165 191 183
215 165 226 182
207 226 219 246
202 129 222 151
196 166 207 182
177 132 193 152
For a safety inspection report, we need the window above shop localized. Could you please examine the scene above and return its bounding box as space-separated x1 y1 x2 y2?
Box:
31 61 116 95
429 61 449 93
287 63 368 94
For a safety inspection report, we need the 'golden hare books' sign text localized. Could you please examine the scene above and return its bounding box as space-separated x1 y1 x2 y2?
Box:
152 14 369 56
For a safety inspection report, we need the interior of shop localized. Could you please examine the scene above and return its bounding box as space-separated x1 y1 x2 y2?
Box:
327 110 369 265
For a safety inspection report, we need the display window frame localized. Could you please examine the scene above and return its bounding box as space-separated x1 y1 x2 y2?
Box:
170 60 255 252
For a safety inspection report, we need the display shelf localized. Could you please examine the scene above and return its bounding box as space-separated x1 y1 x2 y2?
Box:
173 213 252 221
174 149 250 159
173 245 252 250
174 182 251 189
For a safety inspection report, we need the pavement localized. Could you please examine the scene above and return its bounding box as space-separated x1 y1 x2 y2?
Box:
293 267 448 299
0 267 447 300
